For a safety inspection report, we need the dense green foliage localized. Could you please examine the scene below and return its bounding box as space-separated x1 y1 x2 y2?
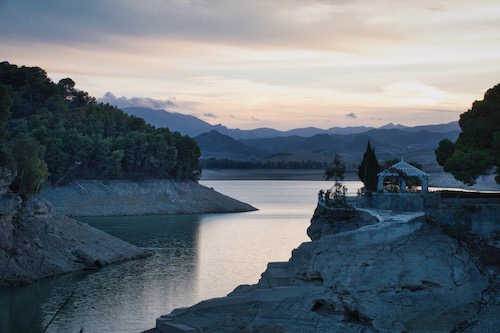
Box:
358 141 379 192
0 63 200 195
435 83 500 185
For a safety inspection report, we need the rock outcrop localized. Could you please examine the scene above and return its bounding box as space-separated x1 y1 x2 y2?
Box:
152 207 491 333
307 205 378 241
1 174 257 286
40 180 256 216
0 175 150 287
424 191 500 247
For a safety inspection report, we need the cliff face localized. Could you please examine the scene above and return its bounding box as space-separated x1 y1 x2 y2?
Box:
0 194 150 287
424 192 500 247
285 221 486 332
1 176 257 286
40 180 256 216
153 206 492 333
0 172 150 287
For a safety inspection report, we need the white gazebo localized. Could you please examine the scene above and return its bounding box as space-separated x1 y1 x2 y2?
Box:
377 159 429 193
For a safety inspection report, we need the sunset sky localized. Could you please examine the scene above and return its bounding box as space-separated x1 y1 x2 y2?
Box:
1 0 499 130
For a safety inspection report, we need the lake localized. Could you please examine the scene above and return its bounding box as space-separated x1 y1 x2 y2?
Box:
0 180 363 333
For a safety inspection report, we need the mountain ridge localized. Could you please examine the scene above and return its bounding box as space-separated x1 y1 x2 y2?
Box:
121 106 460 171
121 106 459 139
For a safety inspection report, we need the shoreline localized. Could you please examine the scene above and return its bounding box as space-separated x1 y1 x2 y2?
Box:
201 168 500 192
0 195 150 288
147 203 498 333
39 179 257 217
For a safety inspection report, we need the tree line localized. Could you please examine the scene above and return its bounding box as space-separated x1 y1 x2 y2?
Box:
0 63 201 195
200 158 330 170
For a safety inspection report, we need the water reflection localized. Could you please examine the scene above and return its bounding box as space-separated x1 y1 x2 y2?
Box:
0 271 88 333
1 180 357 333
0 214 204 333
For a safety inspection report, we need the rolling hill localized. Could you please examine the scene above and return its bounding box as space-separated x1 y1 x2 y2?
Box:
195 129 459 171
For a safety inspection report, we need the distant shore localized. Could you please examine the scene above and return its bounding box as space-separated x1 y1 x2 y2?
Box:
40 179 256 217
201 168 355 181
201 168 500 192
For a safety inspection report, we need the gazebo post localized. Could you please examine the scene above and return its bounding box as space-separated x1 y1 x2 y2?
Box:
422 176 428 192
377 176 384 191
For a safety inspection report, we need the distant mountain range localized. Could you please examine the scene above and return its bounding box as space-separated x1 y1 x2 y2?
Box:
122 107 214 137
122 107 460 138
121 107 460 171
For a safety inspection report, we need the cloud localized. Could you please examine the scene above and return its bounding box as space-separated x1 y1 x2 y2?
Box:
0 0 464 52
1 0 497 130
380 82 453 106
98 92 177 110
203 112 217 118
3 0 500 58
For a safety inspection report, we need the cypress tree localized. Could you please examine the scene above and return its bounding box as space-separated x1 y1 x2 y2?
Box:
358 141 379 192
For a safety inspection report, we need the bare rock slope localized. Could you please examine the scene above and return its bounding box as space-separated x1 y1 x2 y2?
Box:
40 180 256 216
2 176 255 287
153 207 492 333
0 195 149 287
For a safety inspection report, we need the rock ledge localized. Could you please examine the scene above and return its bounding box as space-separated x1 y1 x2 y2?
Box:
149 207 492 333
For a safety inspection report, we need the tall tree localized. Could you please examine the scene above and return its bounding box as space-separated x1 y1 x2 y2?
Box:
324 153 348 207
435 83 500 185
9 134 49 195
324 153 345 182
358 141 379 192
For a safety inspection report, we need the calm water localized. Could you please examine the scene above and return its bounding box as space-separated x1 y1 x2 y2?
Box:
0 180 362 333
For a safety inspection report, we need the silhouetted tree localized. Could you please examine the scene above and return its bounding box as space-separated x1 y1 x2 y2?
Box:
358 141 379 192
435 83 500 185
324 153 348 207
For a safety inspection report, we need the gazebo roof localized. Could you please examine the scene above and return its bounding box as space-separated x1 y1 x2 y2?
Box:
378 160 429 178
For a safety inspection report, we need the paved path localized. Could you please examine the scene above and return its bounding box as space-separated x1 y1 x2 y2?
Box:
357 208 425 223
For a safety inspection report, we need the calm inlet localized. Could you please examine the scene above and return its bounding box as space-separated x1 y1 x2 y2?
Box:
0 180 363 333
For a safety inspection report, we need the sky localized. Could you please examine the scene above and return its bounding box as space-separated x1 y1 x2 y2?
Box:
1 0 499 130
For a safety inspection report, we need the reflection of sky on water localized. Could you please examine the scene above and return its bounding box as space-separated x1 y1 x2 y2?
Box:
0 214 203 333
0 180 363 333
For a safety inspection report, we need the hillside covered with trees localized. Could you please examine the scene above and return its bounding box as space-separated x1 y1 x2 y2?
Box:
0 63 200 195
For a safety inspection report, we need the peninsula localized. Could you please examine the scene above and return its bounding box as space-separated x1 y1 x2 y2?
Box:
148 190 499 333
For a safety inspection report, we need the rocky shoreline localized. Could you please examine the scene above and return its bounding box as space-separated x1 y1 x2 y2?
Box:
0 195 150 287
148 204 499 333
40 180 256 216
1 178 256 287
